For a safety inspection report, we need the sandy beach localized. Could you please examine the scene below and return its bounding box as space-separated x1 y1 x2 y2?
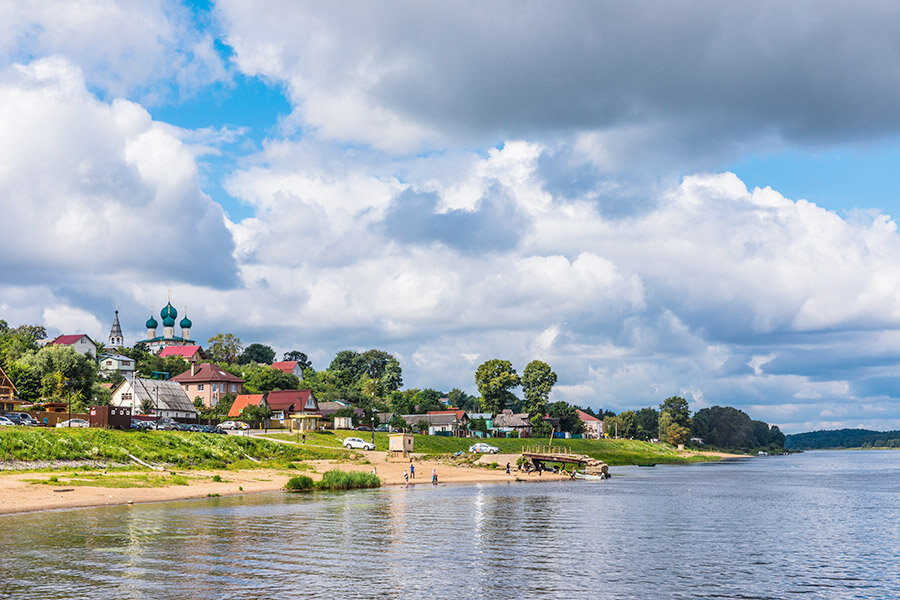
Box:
0 452 567 516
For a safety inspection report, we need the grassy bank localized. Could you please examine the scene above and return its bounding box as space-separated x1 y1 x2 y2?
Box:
264 430 719 465
0 428 345 470
286 469 381 491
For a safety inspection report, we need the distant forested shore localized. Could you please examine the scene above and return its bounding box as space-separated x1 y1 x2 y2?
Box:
785 429 900 450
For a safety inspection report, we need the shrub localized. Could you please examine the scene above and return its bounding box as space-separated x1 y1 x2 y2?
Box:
317 470 380 490
284 475 315 491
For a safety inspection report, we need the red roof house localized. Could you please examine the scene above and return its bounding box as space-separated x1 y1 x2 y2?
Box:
228 394 265 418
576 409 605 439
171 363 244 409
159 345 203 362
48 334 98 357
271 361 304 379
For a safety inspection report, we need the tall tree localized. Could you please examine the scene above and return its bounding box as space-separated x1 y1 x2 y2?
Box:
239 343 276 365
207 333 243 364
521 360 558 421
282 350 312 369
18 345 96 404
361 349 394 379
635 407 659 440
659 396 691 441
380 358 403 392
548 401 584 434
474 359 520 415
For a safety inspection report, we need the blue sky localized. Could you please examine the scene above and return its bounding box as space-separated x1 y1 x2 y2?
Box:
3 1 900 433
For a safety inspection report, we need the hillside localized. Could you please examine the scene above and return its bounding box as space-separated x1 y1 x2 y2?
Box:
785 428 900 450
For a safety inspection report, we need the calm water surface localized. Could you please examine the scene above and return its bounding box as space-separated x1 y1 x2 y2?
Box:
1 451 898 599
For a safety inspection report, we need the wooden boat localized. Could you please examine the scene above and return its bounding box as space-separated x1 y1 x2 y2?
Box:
637 463 656 467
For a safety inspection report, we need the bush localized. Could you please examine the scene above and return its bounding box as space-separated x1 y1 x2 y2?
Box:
317 469 380 490
285 475 315 491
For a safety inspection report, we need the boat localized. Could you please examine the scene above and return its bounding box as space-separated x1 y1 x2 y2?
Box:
637 463 656 467
572 471 608 481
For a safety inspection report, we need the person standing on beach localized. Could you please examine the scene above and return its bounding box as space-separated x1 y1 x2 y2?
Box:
431 468 437 485
506 462 510 474
404 471 409 487
410 463 415 479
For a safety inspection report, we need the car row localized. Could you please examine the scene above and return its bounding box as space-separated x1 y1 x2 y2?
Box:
3 412 41 426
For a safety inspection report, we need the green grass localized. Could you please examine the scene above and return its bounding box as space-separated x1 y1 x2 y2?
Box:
284 475 315 491
285 470 380 492
27 472 192 488
0 428 345 469
264 430 723 465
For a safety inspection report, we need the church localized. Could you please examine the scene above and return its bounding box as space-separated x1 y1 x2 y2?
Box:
142 300 196 353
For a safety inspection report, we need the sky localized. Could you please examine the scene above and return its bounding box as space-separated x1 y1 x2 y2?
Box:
2 1 900 433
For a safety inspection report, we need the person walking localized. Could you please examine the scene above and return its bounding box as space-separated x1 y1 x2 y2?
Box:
431 468 437 485
404 471 409 487
506 462 510 474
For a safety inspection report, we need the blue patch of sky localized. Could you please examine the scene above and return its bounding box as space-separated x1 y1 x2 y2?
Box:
729 142 900 219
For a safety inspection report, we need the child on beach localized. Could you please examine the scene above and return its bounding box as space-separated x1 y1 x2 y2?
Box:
431 468 437 485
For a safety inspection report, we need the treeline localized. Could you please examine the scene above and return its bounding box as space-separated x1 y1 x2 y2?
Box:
785 429 900 450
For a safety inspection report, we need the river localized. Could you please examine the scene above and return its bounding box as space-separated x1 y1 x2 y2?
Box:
1 450 898 599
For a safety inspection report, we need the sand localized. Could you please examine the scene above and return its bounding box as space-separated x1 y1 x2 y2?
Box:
0 452 566 516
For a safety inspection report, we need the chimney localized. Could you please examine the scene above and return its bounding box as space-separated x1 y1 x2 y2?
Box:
191 363 196 376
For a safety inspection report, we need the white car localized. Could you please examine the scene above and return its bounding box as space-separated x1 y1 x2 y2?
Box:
469 442 499 454
218 421 249 430
56 418 90 428
0 416 15 426
343 437 375 451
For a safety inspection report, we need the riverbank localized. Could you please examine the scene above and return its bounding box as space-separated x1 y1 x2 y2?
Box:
0 452 574 515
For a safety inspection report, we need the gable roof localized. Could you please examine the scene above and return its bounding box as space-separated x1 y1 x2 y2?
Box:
127 378 197 414
271 361 300 374
50 334 94 346
427 409 468 421
159 345 202 359
576 409 602 422
265 389 317 412
228 394 265 418
0 365 18 399
171 363 244 384
493 412 531 428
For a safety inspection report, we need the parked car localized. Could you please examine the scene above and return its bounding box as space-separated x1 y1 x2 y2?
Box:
0 416 15 426
56 418 90 428
375 424 390 432
343 437 375 451
468 442 499 454
4 412 39 426
356 425 372 431
219 421 249 430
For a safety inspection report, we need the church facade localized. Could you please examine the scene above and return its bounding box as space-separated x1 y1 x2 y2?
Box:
143 301 196 353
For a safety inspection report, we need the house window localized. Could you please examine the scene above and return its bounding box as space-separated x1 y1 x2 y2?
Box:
230 384 237 392
198 384 204 391
212 384 218 392
105 360 112 366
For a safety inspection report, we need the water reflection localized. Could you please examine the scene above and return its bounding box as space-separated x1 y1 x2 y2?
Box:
2 452 899 599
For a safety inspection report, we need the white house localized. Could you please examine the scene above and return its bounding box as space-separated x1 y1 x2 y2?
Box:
99 354 136 377
48 334 98 358
111 377 197 420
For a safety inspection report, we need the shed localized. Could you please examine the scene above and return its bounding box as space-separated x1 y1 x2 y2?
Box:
389 433 414 457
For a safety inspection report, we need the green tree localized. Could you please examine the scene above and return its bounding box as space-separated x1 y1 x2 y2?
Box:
207 333 243 364
380 358 403 392
360 349 395 379
241 404 273 425
242 364 300 393
521 360 557 427
414 388 444 412
659 396 691 440
475 359 520 415
635 407 659 440
19 345 96 401
239 343 276 365
389 413 407 431
548 401 584 434
447 388 480 411
283 350 312 369
618 410 637 438
0 322 46 367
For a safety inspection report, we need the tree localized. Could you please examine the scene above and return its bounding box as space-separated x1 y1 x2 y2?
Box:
241 404 273 426
447 388 480 411
0 323 45 367
239 343 276 365
243 364 300 393
19 345 96 401
380 358 403 392
283 350 312 369
635 407 659 440
475 359 520 414
416 419 430 433
139 398 154 415
618 410 637 438
207 333 243 364
360 349 394 379
548 401 584 434
659 396 691 440
414 388 444 413
389 413 407 431
521 360 557 428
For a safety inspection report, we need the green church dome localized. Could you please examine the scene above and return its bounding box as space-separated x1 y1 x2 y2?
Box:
160 302 177 320
146 315 158 329
180 315 192 329
163 316 176 327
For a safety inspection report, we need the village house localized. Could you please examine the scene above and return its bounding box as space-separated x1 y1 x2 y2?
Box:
158 345 203 363
402 410 469 436
271 360 304 379
227 394 265 418
171 363 244 409
264 389 320 431
0 365 21 413
317 400 362 429
493 409 533 437
48 334 98 357
110 377 197 420
98 353 136 377
576 409 605 439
